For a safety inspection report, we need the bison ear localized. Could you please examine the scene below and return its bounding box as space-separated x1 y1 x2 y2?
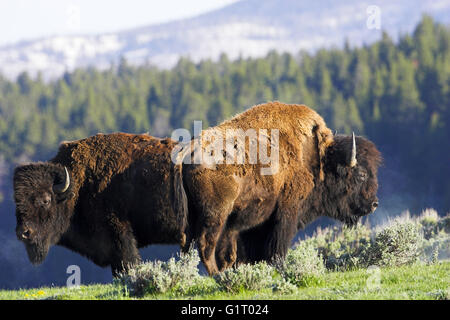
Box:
336 165 348 177
313 125 334 181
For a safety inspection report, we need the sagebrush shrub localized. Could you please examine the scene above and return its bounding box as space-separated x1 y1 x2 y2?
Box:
417 211 450 262
302 211 449 269
116 246 200 296
214 262 274 293
304 223 371 270
367 219 423 267
438 215 450 233
419 209 440 239
272 278 297 295
421 231 450 263
276 242 326 287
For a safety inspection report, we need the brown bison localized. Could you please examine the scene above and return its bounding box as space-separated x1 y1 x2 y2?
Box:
177 102 381 274
13 133 188 276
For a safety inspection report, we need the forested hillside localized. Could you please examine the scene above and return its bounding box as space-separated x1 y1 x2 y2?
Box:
0 15 449 211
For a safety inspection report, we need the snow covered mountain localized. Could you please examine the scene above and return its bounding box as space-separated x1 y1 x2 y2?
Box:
1 0 450 80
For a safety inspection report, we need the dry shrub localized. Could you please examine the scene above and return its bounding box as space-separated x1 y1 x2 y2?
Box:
214 262 274 293
117 246 200 296
276 242 326 287
367 218 423 267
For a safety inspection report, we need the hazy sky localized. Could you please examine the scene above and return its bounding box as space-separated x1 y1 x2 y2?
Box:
0 0 239 45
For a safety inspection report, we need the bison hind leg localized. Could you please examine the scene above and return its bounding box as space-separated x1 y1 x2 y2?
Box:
234 219 273 264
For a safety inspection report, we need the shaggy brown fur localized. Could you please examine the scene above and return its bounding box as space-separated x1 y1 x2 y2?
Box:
13 133 187 276
180 101 381 274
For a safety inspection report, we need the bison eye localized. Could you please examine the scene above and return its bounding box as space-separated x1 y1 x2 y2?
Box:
35 194 52 208
357 171 368 181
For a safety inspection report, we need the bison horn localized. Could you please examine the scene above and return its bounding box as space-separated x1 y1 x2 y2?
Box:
350 132 357 167
54 166 70 193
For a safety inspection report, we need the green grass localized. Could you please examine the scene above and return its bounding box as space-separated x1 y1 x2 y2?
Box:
1 261 448 300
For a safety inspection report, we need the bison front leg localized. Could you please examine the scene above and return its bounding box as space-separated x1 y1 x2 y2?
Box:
215 229 238 271
192 189 238 275
196 212 230 275
263 205 299 262
108 216 142 277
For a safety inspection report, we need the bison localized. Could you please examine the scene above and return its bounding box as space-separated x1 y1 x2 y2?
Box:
176 101 381 274
13 133 188 276
14 101 381 278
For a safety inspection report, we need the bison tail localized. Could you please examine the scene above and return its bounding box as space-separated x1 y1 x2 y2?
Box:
173 162 189 248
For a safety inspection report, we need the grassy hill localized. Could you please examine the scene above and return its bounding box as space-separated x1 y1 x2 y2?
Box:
1 209 449 300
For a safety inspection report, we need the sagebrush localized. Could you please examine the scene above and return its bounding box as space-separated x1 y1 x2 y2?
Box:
214 262 274 293
116 245 201 296
275 242 326 287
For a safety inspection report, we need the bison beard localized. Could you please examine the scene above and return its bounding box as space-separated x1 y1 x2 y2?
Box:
13 133 188 276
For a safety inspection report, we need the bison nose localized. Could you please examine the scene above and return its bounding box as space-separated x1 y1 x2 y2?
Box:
372 201 379 210
19 228 33 241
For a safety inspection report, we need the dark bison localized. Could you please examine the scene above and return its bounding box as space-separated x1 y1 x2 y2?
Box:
177 101 381 274
13 133 188 276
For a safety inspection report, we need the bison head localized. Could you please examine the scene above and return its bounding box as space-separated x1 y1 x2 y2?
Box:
322 133 382 226
13 163 74 265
